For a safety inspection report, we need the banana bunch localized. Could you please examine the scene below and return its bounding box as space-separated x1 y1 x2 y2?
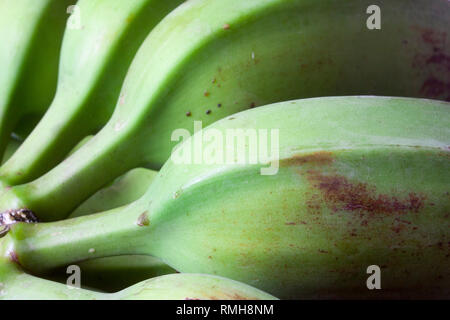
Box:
0 0 74 157
0 0 448 300
0 0 184 186
0 251 276 300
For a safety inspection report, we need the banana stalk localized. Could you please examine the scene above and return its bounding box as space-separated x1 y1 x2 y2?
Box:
4 96 449 299
0 0 184 187
2 136 171 292
66 166 170 293
0 0 74 158
1 0 448 221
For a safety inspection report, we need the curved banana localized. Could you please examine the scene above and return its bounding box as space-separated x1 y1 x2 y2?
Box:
0 0 184 187
5 96 449 299
1 0 448 221
2 135 158 214
45 255 176 293
0 0 74 158
70 168 158 218
0 259 276 300
67 167 167 293
1 136 166 292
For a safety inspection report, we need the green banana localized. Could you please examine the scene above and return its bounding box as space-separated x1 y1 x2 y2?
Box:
2 137 21 165
1 0 449 222
0 0 74 158
67 166 169 293
66 137 168 292
0 258 276 300
1 135 167 292
70 167 157 217
45 255 176 293
4 96 449 299
68 140 165 292
0 0 184 187
2 135 158 213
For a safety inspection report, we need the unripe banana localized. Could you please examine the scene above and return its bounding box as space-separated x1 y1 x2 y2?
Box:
71 167 158 218
67 167 167 293
0 258 276 300
0 0 74 158
45 255 176 293
2 135 158 214
1 136 166 292
2 137 21 165
64 137 166 292
0 0 184 187
1 0 448 221
5 96 449 299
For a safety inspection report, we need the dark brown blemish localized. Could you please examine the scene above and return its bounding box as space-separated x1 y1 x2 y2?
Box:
227 293 255 301
307 170 426 216
411 26 450 100
281 151 334 167
9 251 19 265
204 91 210 97
285 221 307 226
420 76 450 100
206 110 212 115
186 111 192 117
217 103 222 108
0 209 39 226
427 53 450 71
136 211 150 227
417 27 447 47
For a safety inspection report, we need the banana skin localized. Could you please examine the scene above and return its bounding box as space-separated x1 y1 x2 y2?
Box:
4 96 449 299
0 0 184 187
1 137 21 166
1 0 448 221
70 167 158 218
0 0 75 158
2 136 167 293
2 136 158 214
66 166 168 293
0 257 276 300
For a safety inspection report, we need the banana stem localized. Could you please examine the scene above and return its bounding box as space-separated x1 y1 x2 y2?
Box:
0 236 101 299
7 201 150 273
0 257 100 300
0 121 142 221
0 93 99 186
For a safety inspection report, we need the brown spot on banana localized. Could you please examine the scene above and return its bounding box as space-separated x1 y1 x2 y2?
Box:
136 211 150 227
